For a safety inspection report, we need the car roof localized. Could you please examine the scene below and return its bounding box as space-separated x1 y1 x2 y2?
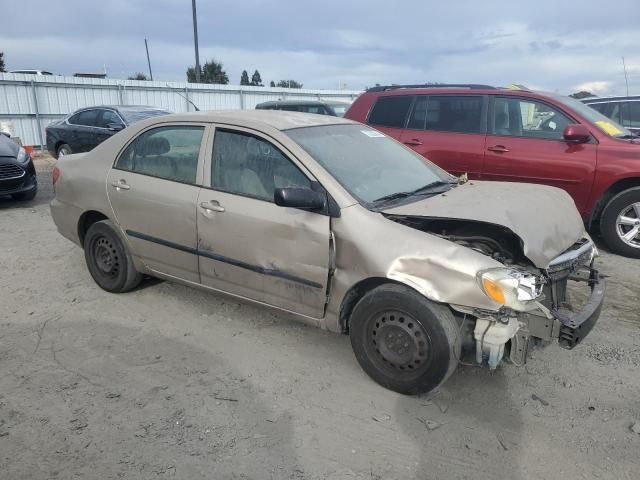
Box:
582 95 640 103
144 109 356 131
257 99 350 107
72 105 168 112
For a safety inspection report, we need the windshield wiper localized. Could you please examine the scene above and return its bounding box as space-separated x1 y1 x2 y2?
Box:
373 180 455 204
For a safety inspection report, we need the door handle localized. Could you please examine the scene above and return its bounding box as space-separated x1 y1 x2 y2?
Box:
111 179 130 191
487 145 510 153
403 139 423 146
199 201 225 213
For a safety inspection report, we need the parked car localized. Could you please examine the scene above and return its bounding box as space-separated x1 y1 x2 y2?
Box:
8 69 53 76
582 96 640 135
46 105 171 158
256 99 350 117
50 110 604 394
0 132 37 201
346 84 640 257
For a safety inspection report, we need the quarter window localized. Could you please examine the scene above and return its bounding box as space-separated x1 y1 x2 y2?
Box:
368 96 413 128
492 98 572 140
116 126 204 184
212 129 310 202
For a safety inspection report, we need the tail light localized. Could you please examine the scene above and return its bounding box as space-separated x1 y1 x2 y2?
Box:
52 166 60 186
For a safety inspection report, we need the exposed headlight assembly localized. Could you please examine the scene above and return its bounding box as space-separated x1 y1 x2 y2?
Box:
477 268 544 312
16 147 30 164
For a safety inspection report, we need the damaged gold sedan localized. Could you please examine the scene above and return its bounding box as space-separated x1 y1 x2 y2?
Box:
50 111 605 394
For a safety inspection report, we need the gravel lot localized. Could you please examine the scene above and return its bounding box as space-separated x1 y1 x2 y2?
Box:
1 155 639 479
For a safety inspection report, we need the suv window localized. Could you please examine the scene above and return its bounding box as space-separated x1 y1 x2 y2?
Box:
424 96 483 134
97 110 123 128
116 126 204 184
69 109 99 127
621 102 640 129
212 129 310 202
492 97 572 140
368 96 413 128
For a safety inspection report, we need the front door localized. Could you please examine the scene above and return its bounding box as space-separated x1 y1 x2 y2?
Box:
197 126 330 317
398 95 487 178
482 96 597 215
107 123 208 282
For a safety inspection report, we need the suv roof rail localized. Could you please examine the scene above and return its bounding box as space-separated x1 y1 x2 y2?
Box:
366 83 497 92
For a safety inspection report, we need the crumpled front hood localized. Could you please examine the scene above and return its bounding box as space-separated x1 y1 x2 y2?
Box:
383 181 586 268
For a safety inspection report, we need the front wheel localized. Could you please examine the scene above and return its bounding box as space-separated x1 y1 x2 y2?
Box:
83 220 143 292
600 187 640 258
349 284 461 395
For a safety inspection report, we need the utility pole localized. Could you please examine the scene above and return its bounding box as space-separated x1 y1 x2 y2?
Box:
192 0 201 83
622 56 629 97
145 38 153 81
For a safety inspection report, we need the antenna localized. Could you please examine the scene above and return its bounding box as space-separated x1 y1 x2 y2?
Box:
167 84 200 111
622 56 630 96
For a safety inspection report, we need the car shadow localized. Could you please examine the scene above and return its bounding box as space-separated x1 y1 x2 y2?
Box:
393 365 524 479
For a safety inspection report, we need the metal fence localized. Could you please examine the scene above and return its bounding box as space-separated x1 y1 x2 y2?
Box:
0 73 362 147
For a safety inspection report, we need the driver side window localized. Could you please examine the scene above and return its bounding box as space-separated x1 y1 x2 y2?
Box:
211 129 311 202
492 98 572 140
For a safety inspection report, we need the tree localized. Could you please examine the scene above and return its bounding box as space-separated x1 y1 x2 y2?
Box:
276 80 303 89
240 70 250 85
569 90 595 99
251 70 263 86
187 59 229 84
0 52 5 73
128 72 148 80
269 80 276 87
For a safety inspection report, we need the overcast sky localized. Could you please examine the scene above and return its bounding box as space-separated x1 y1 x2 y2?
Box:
2 0 639 95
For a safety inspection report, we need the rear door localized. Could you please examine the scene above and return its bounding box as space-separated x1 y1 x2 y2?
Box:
107 123 208 282
196 126 330 317
482 96 597 214
70 109 101 152
366 95 414 141
398 95 487 178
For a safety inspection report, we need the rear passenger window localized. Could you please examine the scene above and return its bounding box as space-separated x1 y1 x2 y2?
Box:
425 96 483 134
368 96 413 128
116 126 204 184
407 96 428 129
69 109 99 127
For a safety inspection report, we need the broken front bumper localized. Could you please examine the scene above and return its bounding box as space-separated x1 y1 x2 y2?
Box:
553 268 605 349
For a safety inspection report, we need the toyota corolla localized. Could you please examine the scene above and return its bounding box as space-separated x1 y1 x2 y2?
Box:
50 111 605 394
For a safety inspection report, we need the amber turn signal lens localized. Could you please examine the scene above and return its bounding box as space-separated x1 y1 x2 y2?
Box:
482 278 506 304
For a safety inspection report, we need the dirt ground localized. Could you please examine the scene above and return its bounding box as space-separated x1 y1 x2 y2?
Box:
1 155 639 480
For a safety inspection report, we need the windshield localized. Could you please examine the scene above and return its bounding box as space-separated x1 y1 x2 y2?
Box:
550 94 633 138
286 124 453 204
329 104 349 117
119 109 171 124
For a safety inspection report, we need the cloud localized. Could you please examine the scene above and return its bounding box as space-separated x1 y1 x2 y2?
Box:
0 0 639 95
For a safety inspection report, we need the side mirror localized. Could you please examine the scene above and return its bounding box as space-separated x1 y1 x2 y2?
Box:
107 123 125 132
563 124 590 143
274 187 326 210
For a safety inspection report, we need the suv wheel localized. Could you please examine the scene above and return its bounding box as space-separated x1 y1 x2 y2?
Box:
349 284 461 395
84 220 143 292
600 187 640 258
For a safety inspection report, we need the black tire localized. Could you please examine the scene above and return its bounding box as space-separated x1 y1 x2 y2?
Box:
57 143 72 158
12 187 37 201
83 220 143 293
349 283 461 395
600 187 640 258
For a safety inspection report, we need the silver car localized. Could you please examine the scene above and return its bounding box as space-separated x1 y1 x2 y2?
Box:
50 111 605 394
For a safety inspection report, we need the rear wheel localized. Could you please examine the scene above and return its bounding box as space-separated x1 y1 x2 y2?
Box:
349 283 461 395
83 220 142 292
56 143 72 158
600 187 640 258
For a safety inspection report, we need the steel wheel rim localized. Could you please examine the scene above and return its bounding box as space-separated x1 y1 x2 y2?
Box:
616 202 640 248
93 236 120 278
366 310 432 377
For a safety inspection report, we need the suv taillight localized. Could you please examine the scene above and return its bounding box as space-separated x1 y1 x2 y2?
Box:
52 166 60 186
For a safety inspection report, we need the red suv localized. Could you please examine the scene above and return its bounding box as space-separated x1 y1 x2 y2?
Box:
346 84 640 257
